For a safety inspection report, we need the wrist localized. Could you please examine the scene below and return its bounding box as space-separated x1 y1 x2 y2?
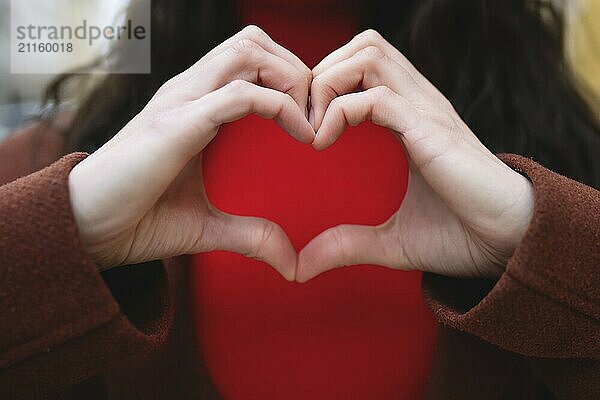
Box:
509 174 535 249
494 173 536 275
68 166 114 272
477 172 536 280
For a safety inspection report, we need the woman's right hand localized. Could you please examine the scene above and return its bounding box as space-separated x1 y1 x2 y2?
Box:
68 26 314 280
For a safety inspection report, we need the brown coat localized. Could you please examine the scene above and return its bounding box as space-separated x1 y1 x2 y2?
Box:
0 126 599 399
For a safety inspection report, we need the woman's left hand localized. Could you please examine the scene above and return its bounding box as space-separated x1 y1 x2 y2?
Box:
297 30 536 282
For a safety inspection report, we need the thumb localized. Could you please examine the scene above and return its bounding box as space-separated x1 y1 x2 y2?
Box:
206 211 298 281
297 223 402 283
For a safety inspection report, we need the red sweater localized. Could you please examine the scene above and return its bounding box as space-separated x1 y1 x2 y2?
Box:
191 1 437 398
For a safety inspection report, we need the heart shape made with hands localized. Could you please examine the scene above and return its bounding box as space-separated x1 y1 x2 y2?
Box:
195 28 531 283
192 32 424 282
68 27 528 284
202 108 409 281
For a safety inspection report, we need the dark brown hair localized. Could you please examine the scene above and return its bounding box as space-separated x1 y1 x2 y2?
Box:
44 0 600 187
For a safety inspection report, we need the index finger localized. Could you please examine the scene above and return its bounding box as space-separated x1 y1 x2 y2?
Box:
313 29 442 99
202 25 311 83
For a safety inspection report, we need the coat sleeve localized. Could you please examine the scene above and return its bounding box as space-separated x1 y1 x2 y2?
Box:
422 153 600 399
0 153 173 399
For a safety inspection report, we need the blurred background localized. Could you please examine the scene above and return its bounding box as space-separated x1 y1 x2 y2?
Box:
0 0 598 141
0 0 130 139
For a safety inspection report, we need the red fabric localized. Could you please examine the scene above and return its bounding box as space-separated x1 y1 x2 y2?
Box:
191 1 438 399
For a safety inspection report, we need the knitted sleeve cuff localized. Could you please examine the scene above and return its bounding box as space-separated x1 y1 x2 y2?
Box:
422 154 600 358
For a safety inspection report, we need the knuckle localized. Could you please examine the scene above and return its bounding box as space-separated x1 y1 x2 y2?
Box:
359 28 384 44
376 222 397 263
241 25 268 41
302 67 313 87
356 45 387 65
281 91 295 105
358 45 386 60
251 221 276 259
311 73 324 89
274 92 294 117
230 38 262 57
156 73 183 94
311 73 332 93
155 81 172 97
370 85 395 100
226 79 252 93
328 226 348 265
329 95 343 111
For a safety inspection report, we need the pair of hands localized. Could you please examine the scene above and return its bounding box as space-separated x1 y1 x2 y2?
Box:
68 26 535 282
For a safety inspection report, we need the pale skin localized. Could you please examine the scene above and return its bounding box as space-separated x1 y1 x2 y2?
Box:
68 26 535 282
